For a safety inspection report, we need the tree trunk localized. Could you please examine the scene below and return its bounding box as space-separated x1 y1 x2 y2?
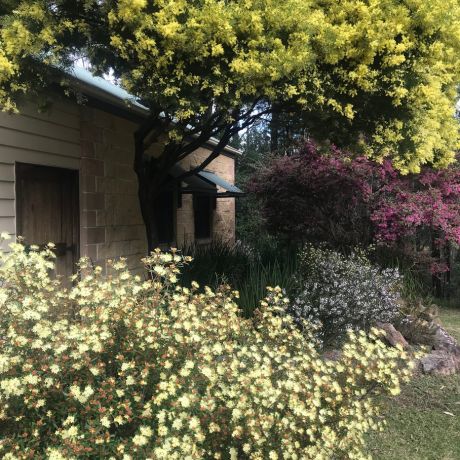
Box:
132 116 237 254
134 130 166 254
270 105 280 154
137 169 161 253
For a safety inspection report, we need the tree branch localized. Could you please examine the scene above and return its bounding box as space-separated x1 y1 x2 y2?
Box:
174 105 272 182
134 101 271 190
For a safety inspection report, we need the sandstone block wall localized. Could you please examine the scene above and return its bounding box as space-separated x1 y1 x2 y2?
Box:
79 107 147 273
79 107 237 271
0 91 238 274
177 147 236 246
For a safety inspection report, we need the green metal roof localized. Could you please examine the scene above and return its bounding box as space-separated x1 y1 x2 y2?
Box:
198 170 244 196
170 164 216 194
170 164 244 197
68 66 242 156
70 66 150 115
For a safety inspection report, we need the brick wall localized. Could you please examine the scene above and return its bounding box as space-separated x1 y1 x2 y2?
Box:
79 107 147 273
79 107 238 271
177 147 236 246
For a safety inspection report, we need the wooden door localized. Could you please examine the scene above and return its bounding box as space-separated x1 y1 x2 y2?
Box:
16 163 79 280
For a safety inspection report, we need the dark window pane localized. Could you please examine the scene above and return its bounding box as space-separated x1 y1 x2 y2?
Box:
194 195 212 239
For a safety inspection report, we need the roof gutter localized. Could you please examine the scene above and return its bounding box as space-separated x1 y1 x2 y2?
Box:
67 67 242 156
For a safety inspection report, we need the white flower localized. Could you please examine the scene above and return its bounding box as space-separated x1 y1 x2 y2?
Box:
132 434 148 446
101 416 111 428
0 232 11 240
140 426 153 438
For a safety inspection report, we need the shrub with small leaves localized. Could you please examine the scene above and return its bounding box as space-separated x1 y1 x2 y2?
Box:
0 236 411 459
291 246 402 346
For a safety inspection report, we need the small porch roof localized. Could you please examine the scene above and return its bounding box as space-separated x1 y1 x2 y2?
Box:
197 170 244 196
170 164 244 197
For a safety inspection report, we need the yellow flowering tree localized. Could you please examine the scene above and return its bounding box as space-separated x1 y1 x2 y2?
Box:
0 237 412 459
1 0 460 246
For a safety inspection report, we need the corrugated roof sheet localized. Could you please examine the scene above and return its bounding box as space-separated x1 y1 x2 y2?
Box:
198 170 244 196
170 165 244 197
68 66 242 156
69 66 149 114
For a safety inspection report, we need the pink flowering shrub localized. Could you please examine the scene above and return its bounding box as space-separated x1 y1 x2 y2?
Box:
371 166 460 268
0 238 411 459
247 142 377 248
249 141 460 276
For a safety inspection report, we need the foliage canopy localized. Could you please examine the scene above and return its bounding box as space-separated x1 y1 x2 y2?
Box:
0 0 460 172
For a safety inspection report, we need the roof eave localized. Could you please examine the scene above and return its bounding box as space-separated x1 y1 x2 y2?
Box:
67 67 242 156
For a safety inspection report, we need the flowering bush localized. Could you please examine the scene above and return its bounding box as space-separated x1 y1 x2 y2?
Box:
249 141 460 281
247 141 376 248
0 237 411 459
290 246 402 346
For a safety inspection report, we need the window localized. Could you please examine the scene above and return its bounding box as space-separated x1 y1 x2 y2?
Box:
194 195 213 240
153 190 175 244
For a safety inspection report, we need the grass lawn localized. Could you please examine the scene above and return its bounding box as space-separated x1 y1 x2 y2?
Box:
366 308 460 460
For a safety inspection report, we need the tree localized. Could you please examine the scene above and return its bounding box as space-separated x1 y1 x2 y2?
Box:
371 162 460 296
235 116 271 245
248 141 377 248
1 0 460 248
250 140 460 295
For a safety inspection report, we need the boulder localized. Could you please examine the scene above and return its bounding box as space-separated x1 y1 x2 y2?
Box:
418 324 460 376
419 349 460 376
432 325 459 353
376 322 410 350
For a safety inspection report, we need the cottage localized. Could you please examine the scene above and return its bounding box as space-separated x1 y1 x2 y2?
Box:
0 67 243 277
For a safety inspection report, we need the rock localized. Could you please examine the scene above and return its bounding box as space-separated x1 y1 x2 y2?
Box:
432 325 459 353
376 322 410 350
415 323 460 376
419 350 460 376
397 314 438 346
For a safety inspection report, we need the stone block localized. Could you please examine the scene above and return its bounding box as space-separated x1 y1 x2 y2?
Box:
106 225 146 243
80 175 96 194
81 158 104 177
81 120 104 143
81 140 95 159
82 192 105 211
85 227 105 244
82 243 98 261
94 142 110 160
104 161 118 178
96 210 107 227
81 210 96 227
116 163 137 181
93 108 116 129
96 176 106 193
113 116 136 134
130 239 147 255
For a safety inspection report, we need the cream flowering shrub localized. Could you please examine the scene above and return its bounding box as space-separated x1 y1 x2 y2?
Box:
0 236 412 459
